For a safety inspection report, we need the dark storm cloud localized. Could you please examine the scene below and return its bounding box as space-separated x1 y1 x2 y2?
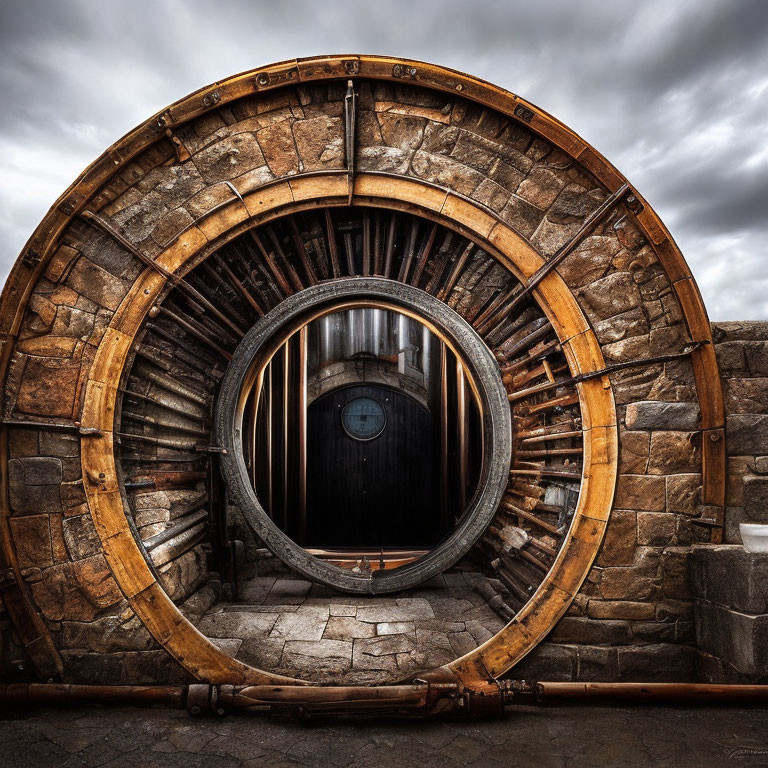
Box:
0 0 766 319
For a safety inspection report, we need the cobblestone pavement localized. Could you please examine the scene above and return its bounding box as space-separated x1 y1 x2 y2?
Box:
196 571 504 683
2 703 768 767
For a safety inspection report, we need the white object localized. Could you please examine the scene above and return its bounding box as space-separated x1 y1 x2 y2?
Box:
740 523 768 553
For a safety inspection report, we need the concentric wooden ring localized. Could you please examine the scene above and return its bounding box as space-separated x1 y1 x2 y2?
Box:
80 175 616 685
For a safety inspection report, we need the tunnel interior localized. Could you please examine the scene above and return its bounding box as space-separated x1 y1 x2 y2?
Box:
243 306 483 560
115 203 581 681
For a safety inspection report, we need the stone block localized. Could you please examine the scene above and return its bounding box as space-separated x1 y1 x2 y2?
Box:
744 476 768 521
516 166 565 210
599 569 660 602
269 609 327 641
16 358 81 418
725 379 768 414
726 456 752 506
196 611 278 639
14 456 63 486
597 510 637 566
575 646 619 681
377 621 416 636
157 546 207 602
661 547 690 599
61 650 191 685
30 555 121 622
509 643 576 682
694 600 768 677
615 475 665 512
667 474 702 516
293 115 344 170
727 414 768 455
630 621 676 643
8 429 38 458
637 511 676 547
61 615 155 653
549 184 602 223
714 341 747 374
9 515 53 569
648 431 700 475
499 194 545 238
356 598 435 624
618 431 650 474
625 401 700 431
192 133 267 183
9 459 63 515
689 545 768 614
576 272 642 321
283 639 352 661
588 600 656 620
712 321 768 343
745 341 768 377
617 644 696 681
265 578 312 605
62 513 101 560
655 599 694 622
323 616 376 640
66 257 130 311
550 617 632 645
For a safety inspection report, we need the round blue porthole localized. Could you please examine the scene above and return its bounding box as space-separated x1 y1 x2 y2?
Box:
341 397 386 441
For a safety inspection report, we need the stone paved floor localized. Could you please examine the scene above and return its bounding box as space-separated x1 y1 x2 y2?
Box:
196 571 504 683
2 703 768 767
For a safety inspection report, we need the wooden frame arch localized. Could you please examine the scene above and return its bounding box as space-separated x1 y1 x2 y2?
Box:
0 56 723 687
76 174 616 686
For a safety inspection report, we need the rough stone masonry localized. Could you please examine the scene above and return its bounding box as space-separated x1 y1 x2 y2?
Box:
0 60 764 689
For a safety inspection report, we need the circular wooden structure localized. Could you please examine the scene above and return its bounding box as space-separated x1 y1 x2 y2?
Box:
215 277 512 594
0 55 724 693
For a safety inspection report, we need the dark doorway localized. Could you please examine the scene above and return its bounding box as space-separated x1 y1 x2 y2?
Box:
305 384 437 548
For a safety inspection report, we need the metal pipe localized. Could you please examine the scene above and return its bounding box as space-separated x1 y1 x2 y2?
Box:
531 681 768 703
2 681 767 719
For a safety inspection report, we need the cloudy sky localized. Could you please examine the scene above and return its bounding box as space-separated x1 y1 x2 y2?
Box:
1 0 766 319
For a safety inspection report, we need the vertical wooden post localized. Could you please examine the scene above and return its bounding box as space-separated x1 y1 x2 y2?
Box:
440 342 449 522
457 358 468 512
298 325 308 545
265 360 273 518
282 340 291 532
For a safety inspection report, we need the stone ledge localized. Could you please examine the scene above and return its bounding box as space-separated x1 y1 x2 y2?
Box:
625 401 700 431
690 544 768 614
712 321 768 343
694 600 768 677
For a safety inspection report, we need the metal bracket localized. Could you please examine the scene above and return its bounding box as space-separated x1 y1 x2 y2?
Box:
345 80 357 205
571 341 709 384
195 445 228 455
80 211 245 338
20 249 42 269
0 567 18 590
514 104 534 123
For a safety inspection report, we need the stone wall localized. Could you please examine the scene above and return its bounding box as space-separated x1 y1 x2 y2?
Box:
0 70 727 685
692 546 768 682
714 321 768 542
684 321 768 684
515 321 768 682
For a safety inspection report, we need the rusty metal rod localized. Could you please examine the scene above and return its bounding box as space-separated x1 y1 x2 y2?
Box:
532 681 768 703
